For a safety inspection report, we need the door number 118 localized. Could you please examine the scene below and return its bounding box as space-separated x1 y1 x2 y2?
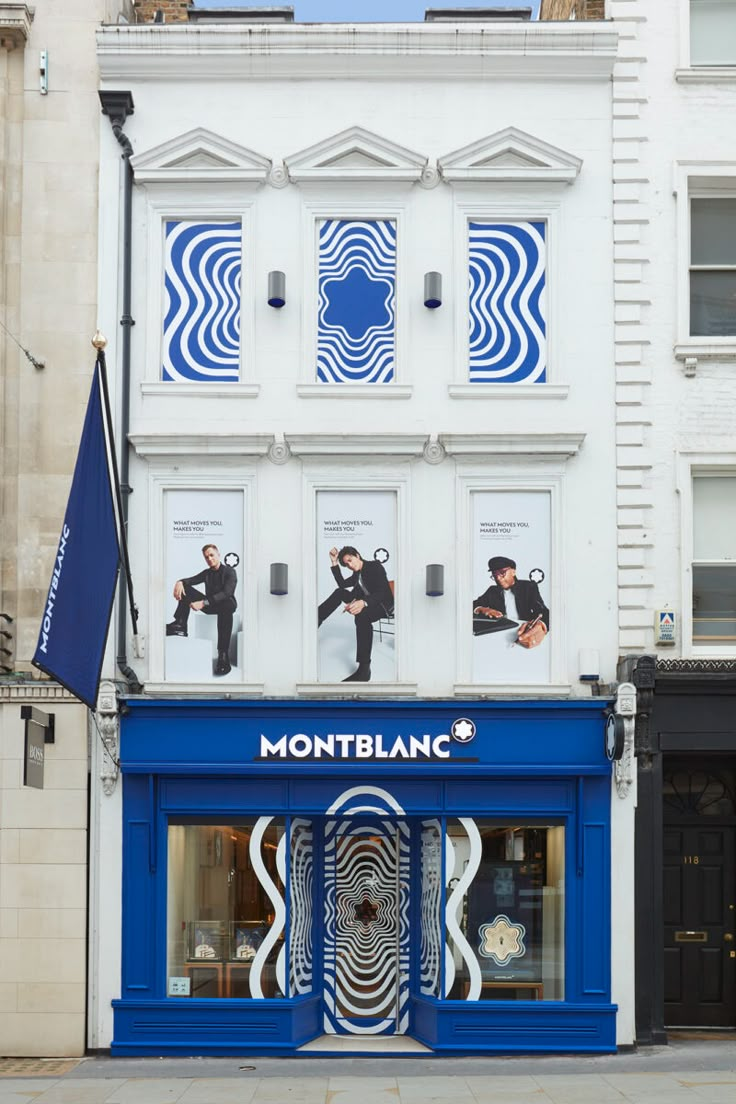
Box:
682 855 700 864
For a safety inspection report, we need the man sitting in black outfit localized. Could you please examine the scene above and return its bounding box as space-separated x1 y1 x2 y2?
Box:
166 543 237 675
473 555 549 649
318 545 394 682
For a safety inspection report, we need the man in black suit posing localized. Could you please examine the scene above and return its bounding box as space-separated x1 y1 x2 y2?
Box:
473 556 549 649
318 545 394 682
166 543 237 675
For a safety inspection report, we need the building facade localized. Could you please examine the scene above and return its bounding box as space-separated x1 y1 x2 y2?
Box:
89 7 634 1056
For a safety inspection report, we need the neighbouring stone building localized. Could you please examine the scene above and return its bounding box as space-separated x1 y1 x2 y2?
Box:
0 0 132 1059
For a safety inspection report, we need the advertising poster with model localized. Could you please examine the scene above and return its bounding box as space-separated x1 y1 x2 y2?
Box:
164 489 244 683
316 490 396 683
471 490 550 684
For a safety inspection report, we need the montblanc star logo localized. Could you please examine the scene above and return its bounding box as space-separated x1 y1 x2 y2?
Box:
223 552 240 568
374 547 389 564
451 718 476 744
478 915 527 966
529 567 545 584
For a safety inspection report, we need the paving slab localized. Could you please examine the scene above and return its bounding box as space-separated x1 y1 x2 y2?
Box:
251 1077 330 1102
327 1091 398 1104
104 1080 194 1104
395 1074 476 1100
466 1095 552 1104
178 1080 259 1104
0 1085 61 1104
33 1080 126 1104
536 1073 627 1102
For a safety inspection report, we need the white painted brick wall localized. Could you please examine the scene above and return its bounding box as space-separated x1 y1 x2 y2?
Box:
613 1 736 658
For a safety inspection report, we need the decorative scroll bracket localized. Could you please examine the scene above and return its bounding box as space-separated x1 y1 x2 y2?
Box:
95 679 120 796
614 715 635 799
614 681 637 800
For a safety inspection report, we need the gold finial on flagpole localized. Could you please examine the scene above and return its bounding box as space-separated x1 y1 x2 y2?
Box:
92 330 107 351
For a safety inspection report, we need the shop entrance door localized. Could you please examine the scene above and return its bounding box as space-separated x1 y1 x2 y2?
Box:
323 817 409 1035
663 761 736 1028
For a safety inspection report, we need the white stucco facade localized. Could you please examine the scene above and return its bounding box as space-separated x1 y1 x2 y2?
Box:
91 17 637 1051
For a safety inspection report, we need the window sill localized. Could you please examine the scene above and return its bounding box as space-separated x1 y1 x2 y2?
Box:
296 681 418 697
453 683 573 697
448 384 569 400
144 681 265 696
674 342 736 365
141 382 260 398
297 384 413 399
676 66 736 83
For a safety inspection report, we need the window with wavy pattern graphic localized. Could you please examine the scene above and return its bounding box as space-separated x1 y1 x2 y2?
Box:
468 221 546 384
162 220 242 383
317 219 396 384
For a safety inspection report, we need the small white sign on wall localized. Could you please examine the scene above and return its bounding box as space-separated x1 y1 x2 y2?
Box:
655 609 676 646
168 976 191 997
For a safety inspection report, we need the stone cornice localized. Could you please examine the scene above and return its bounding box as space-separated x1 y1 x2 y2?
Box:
129 433 273 458
441 433 585 457
0 3 32 48
97 23 619 82
286 434 428 458
0 679 79 703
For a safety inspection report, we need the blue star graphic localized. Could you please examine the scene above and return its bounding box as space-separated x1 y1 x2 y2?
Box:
323 265 393 340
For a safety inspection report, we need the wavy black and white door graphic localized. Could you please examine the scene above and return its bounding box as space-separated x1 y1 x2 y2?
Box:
323 818 409 1035
289 818 313 997
420 819 443 997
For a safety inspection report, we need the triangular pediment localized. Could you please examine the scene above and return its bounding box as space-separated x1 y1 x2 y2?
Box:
284 126 427 183
439 127 582 184
131 128 271 184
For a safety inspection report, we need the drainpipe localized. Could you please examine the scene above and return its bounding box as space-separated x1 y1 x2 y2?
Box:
99 91 142 695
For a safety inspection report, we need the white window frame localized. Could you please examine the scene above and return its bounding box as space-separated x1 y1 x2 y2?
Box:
454 464 568 693
144 466 260 693
674 163 736 360
137 186 258 398
297 466 415 693
677 0 736 78
677 451 736 656
450 193 568 400
297 189 412 399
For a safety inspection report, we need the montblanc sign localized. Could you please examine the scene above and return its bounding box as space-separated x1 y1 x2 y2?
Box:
258 718 476 762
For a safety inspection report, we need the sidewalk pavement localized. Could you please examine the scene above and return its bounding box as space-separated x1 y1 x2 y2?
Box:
1 1038 735 1104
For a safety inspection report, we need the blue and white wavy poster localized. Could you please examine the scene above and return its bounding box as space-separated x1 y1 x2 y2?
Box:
317 219 396 384
468 221 546 384
162 220 241 383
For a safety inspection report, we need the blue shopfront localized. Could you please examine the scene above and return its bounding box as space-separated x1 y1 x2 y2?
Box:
113 699 617 1055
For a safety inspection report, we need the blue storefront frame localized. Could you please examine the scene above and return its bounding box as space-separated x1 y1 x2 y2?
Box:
113 698 617 1055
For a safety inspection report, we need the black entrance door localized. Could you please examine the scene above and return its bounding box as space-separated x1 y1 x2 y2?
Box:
663 764 736 1028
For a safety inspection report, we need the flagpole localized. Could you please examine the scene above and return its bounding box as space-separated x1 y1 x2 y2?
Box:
93 337 139 638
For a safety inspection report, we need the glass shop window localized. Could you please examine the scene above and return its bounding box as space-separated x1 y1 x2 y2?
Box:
692 474 736 645
445 821 565 1002
167 820 285 999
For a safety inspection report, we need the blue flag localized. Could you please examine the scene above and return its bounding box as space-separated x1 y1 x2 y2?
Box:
32 364 121 708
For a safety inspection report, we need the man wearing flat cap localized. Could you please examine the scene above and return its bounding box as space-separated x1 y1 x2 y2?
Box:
473 556 549 649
